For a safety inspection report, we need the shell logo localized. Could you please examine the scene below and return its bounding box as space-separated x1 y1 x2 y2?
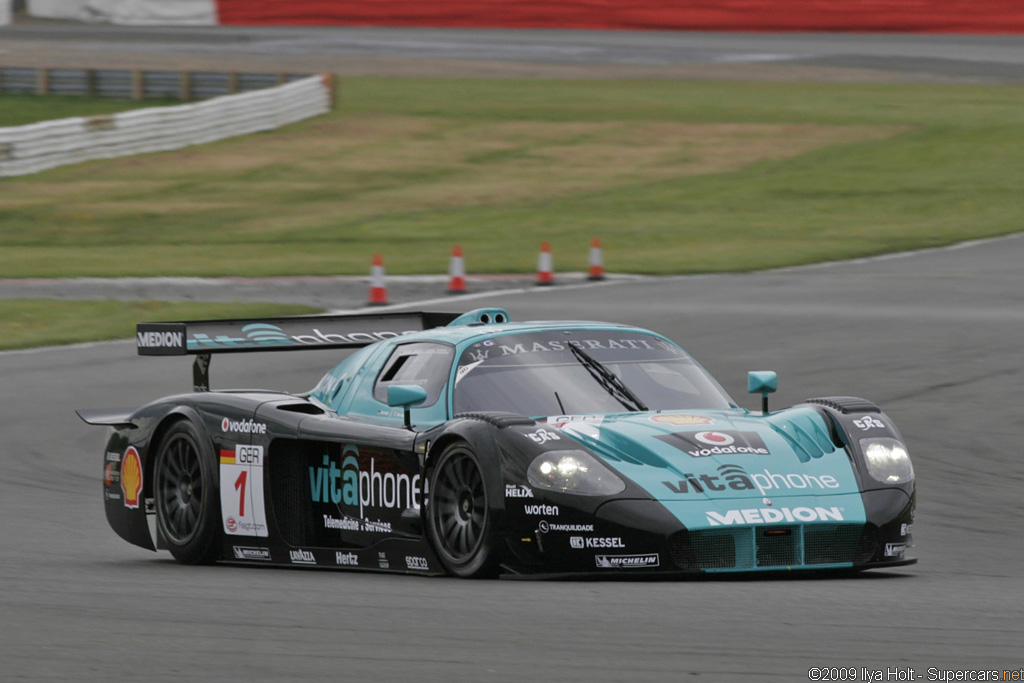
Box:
650 414 714 427
121 446 143 510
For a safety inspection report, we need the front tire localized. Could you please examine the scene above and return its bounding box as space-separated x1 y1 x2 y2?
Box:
153 420 222 565
426 443 499 578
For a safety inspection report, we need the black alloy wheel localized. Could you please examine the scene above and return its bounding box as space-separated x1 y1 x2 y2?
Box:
427 443 498 578
153 420 222 564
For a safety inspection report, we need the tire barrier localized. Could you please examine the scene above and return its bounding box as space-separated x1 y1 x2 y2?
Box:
0 74 332 178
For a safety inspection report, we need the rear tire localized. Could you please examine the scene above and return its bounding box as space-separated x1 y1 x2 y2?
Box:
426 443 499 578
153 420 222 565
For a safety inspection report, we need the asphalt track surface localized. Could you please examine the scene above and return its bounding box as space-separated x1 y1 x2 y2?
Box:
3 21 1024 82
3 23 1024 682
4 234 1024 681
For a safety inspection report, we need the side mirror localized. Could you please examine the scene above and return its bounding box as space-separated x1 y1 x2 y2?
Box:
386 384 428 429
747 371 778 414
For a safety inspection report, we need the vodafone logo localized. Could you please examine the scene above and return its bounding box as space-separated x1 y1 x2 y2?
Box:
226 517 238 533
221 417 267 435
694 431 734 446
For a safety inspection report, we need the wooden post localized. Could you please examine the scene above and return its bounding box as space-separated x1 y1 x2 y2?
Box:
132 70 144 100
228 72 239 95
37 68 49 95
180 71 191 101
321 73 336 110
85 69 96 97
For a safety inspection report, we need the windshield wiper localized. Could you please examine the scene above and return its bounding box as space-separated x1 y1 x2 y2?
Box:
568 344 648 412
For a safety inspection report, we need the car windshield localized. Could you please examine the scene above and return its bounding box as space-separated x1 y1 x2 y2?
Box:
452 330 733 417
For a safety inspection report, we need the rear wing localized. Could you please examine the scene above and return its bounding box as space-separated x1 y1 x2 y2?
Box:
136 311 460 392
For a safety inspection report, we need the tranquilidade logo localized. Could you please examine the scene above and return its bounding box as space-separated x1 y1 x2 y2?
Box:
656 430 770 458
309 445 422 519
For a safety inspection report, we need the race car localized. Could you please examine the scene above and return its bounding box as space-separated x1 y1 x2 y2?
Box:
78 307 916 578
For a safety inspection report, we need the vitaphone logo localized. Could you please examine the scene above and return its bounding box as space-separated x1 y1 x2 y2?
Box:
187 323 412 350
663 464 841 496
657 430 770 458
137 330 183 349
309 445 422 519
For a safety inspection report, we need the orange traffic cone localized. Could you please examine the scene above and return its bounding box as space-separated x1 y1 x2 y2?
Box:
588 237 605 281
367 254 389 305
536 241 555 286
447 245 467 294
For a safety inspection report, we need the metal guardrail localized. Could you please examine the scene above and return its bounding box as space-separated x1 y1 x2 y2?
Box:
0 67 312 101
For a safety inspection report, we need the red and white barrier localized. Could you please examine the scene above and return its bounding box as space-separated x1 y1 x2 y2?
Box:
367 254 389 305
28 0 1024 33
447 245 467 294
536 241 554 286
588 237 605 281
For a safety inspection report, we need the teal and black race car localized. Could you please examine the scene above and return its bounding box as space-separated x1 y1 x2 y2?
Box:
78 308 915 578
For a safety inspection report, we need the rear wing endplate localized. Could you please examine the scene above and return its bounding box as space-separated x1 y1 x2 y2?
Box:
136 311 459 392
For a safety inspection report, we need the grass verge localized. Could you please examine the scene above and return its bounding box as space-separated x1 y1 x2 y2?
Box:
0 78 1022 276
0 300 321 351
0 93 167 127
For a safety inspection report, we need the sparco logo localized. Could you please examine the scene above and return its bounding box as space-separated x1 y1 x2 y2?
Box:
663 464 840 496
137 330 182 349
233 546 271 561
657 430 770 458
706 506 844 526
289 549 316 564
596 554 660 569
221 418 267 435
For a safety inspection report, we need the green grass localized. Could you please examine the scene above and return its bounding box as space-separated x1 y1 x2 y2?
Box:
2 78 1024 277
0 93 164 127
0 300 321 351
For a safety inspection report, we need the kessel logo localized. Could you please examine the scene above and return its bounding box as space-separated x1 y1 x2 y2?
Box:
656 430 770 458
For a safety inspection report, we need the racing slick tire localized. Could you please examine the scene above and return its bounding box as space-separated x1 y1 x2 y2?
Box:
426 442 499 578
153 419 222 565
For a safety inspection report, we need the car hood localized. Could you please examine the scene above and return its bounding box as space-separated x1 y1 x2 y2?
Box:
545 408 865 527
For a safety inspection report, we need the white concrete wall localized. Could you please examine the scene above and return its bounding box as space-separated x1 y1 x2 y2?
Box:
0 75 332 177
27 0 90 19
28 0 216 24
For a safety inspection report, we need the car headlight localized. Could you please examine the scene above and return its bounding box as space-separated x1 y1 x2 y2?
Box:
860 437 914 485
527 450 626 496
